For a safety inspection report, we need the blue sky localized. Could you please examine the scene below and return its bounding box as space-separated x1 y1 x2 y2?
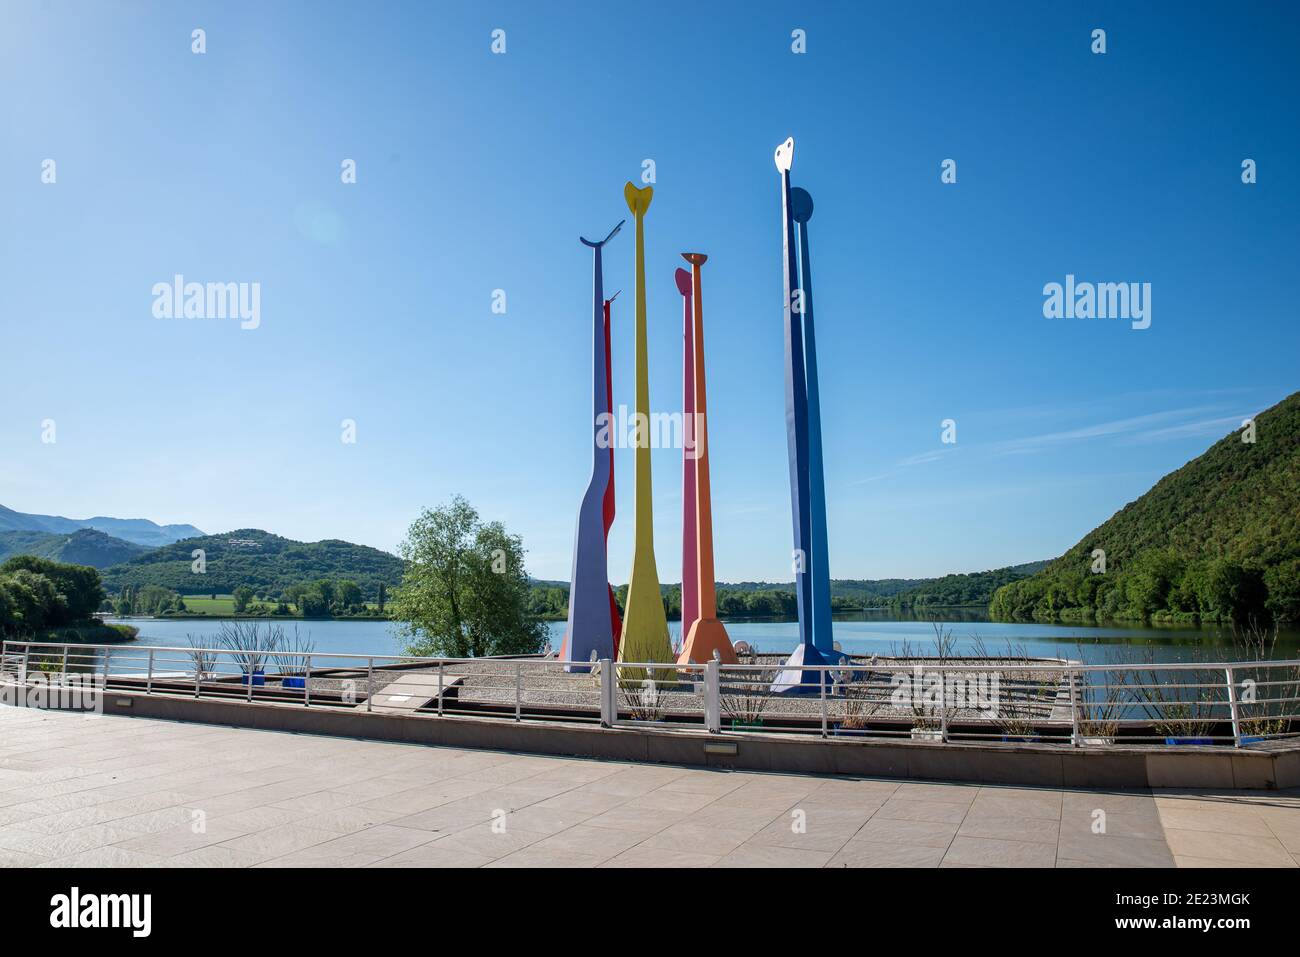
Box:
2 1 1296 582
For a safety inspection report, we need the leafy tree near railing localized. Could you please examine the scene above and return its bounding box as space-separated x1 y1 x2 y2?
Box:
392 496 545 658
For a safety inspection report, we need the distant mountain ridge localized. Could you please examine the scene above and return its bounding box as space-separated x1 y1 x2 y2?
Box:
0 505 204 547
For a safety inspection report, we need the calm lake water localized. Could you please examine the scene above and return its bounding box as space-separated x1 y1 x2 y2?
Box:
104 611 1300 666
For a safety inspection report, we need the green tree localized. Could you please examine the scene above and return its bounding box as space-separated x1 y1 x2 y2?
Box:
233 585 255 613
1264 559 1300 622
392 495 545 657
335 579 362 610
0 556 104 622
299 587 330 618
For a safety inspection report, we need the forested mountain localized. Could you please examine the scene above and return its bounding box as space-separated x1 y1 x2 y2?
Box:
100 529 404 599
991 390 1300 623
889 561 1050 609
0 528 149 568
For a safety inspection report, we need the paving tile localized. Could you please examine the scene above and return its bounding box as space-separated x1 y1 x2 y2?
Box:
639 823 752 857
485 846 606 868
368 843 493 868
159 845 267 868
260 824 436 867
1162 828 1295 867
828 840 945 867
525 825 644 863
213 824 339 864
1156 805 1273 837
957 814 1060 844
35 846 166 868
115 819 251 857
968 789 1062 821
601 846 721 868
893 782 980 805
942 836 1057 867
295 805 405 834
0 824 142 859
581 805 680 834
875 796 969 824
1174 855 1283 868
714 843 834 868
853 817 960 849
1056 833 1176 867
420 825 548 861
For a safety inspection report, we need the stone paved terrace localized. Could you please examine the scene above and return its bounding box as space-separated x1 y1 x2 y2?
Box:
1 706 1298 868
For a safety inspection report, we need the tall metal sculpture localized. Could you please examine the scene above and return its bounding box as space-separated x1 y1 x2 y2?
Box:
677 253 737 666
560 220 623 670
617 183 674 678
792 185 837 659
771 138 832 692
677 268 700 645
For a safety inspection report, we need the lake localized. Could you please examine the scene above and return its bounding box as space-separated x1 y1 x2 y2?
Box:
102 611 1300 666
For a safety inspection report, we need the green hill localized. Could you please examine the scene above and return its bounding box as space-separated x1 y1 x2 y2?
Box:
0 528 149 568
100 528 404 599
991 390 1300 624
890 561 1050 609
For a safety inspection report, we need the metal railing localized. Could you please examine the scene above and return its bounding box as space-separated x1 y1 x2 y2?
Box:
2 640 1297 749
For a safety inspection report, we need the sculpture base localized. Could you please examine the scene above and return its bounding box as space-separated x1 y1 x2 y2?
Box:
677 617 737 666
771 642 835 695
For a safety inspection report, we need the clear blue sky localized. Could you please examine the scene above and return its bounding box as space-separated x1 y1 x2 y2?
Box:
2 1 1296 582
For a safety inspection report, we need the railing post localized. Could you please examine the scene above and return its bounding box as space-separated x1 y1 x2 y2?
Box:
366 657 374 713
21 645 31 685
704 659 720 733
101 647 111 693
819 666 828 738
599 658 615 727
1068 667 1080 747
437 661 444 717
1225 666 1242 748
194 651 202 698
514 661 522 722
246 652 255 702
146 648 155 695
304 655 312 707
60 644 69 678
939 668 948 743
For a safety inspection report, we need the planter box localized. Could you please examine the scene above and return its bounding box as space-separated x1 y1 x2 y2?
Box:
1164 736 1215 746
281 677 306 689
1001 735 1041 743
242 670 265 687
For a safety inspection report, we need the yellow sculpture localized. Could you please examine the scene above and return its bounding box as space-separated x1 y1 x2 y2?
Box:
617 182 674 682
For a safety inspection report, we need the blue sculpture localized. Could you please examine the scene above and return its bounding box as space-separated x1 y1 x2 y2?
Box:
560 220 623 671
771 139 831 693
792 185 839 661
